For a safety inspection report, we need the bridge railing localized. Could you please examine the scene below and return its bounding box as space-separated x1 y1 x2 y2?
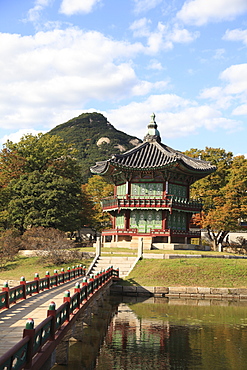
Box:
0 265 86 311
0 267 119 370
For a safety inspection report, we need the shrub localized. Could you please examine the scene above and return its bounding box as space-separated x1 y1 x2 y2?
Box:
21 227 74 264
0 229 20 269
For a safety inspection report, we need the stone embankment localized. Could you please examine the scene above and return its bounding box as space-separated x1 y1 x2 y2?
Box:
143 253 247 259
111 285 247 300
18 250 95 258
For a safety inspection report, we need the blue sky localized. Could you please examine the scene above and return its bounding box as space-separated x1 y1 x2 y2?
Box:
1 0 247 156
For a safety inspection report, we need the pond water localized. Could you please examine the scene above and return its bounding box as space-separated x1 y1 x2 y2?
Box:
53 296 247 370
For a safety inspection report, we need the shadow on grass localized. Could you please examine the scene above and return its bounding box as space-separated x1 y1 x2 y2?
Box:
0 261 19 272
115 278 141 286
0 256 38 273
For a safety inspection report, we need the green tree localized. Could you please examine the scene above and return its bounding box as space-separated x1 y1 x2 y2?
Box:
0 133 83 233
3 133 78 175
8 168 82 233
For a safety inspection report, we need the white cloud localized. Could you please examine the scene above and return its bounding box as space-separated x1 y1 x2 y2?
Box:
133 0 163 14
105 94 238 139
223 28 247 45
169 24 200 43
233 104 247 115
26 0 52 23
147 22 173 52
147 59 164 70
213 48 225 60
220 64 247 95
199 86 232 109
0 27 160 130
129 18 151 38
0 129 43 146
60 0 101 15
130 19 199 53
177 0 247 26
200 64 247 115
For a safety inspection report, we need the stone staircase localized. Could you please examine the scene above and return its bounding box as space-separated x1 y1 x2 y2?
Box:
90 256 137 278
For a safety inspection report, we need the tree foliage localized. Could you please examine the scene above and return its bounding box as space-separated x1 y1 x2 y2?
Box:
82 175 114 232
21 227 75 264
0 229 20 269
8 168 82 232
0 133 83 233
186 148 247 251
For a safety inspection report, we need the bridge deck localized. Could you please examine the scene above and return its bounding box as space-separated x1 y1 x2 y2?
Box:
0 277 82 357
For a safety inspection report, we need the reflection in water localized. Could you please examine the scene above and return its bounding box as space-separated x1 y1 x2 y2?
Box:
53 296 247 370
96 297 247 370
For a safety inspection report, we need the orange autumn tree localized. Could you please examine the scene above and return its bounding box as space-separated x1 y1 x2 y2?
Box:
82 175 114 232
186 148 247 251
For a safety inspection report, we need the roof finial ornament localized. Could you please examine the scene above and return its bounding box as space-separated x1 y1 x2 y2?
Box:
151 112 156 123
143 113 161 143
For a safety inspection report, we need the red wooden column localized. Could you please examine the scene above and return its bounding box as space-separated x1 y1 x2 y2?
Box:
125 210 130 230
162 211 167 230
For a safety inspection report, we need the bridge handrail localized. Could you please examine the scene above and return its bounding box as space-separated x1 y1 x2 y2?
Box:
0 267 119 370
0 266 86 311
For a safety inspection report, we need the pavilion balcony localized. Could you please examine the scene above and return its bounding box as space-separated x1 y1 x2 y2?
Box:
102 227 201 239
101 195 202 213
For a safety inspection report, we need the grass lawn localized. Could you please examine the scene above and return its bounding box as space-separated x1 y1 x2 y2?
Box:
123 258 247 288
2 249 247 288
0 255 93 282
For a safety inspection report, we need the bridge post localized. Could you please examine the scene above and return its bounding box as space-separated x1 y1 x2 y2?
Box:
54 270 58 286
20 276 26 299
47 301 56 340
45 271 50 289
23 318 35 368
34 273 40 293
63 290 71 322
2 281 10 309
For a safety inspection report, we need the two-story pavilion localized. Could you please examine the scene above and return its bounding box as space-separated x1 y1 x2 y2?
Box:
90 114 216 249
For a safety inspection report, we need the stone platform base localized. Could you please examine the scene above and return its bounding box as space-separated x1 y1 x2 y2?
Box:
152 243 210 251
101 241 209 251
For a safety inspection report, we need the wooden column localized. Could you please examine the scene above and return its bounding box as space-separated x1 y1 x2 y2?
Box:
125 210 130 230
126 181 131 199
162 210 167 230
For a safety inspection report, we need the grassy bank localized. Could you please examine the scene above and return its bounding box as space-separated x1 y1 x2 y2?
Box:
0 255 93 282
123 258 247 288
1 250 247 288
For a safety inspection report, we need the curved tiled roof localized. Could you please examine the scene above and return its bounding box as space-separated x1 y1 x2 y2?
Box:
91 140 216 174
90 115 216 176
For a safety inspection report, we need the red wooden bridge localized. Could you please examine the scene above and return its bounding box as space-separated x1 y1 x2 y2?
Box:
0 266 118 370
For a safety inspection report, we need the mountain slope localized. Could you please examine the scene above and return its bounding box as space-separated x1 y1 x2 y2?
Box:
48 112 141 181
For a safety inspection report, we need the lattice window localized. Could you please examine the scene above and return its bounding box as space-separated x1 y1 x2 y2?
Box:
116 184 126 198
116 213 125 229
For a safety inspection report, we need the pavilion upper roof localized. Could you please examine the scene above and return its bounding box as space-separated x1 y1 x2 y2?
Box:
90 114 216 178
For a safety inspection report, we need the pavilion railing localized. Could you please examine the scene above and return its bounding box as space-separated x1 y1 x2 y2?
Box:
101 195 202 211
102 228 201 238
